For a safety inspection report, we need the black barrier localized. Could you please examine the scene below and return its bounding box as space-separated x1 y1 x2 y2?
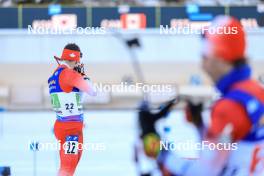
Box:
22 7 87 28
92 7 120 27
230 6 264 27
160 6 225 27
92 7 156 28
160 7 187 26
0 8 18 28
0 6 263 28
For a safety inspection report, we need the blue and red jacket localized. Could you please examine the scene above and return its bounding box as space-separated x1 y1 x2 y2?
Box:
48 65 94 122
208 64 264 142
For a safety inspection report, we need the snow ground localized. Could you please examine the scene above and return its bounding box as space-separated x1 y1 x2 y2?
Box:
0 110 198 176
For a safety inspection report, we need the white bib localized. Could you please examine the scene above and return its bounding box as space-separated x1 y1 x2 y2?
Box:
50 92 83 117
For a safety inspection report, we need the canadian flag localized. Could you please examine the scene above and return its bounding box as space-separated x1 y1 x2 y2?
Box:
120 13 147 29
51 14 77 30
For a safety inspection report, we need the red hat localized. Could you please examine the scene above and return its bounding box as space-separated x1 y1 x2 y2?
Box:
54 48 81 62
203 16 246 62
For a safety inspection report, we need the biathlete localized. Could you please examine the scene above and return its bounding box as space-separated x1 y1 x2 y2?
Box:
48 43 96 176
160 16 264 176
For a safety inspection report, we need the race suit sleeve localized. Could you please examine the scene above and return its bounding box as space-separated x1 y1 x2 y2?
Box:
207 99 252 141
59 68 96 96
184 99 253 176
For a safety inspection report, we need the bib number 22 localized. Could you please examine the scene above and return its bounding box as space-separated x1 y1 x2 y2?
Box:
65 103 74 113
64 135 79 155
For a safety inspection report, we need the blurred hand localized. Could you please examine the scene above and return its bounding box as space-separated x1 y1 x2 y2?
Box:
185 100 203 129
74 63 86 76
143 133 161 159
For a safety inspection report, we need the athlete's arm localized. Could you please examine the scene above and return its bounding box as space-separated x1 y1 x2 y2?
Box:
59 68 96 96
185 99 252 176
208 99 252 141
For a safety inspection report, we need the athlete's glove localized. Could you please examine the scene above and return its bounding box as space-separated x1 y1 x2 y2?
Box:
143 133 161 159
74 63 86 76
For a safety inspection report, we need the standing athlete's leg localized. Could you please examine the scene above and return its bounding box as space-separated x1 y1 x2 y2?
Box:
54 122 83 176
59 131 83 176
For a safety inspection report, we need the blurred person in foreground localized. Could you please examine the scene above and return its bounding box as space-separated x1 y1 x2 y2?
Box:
161 16 264 176
48 43 96 176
